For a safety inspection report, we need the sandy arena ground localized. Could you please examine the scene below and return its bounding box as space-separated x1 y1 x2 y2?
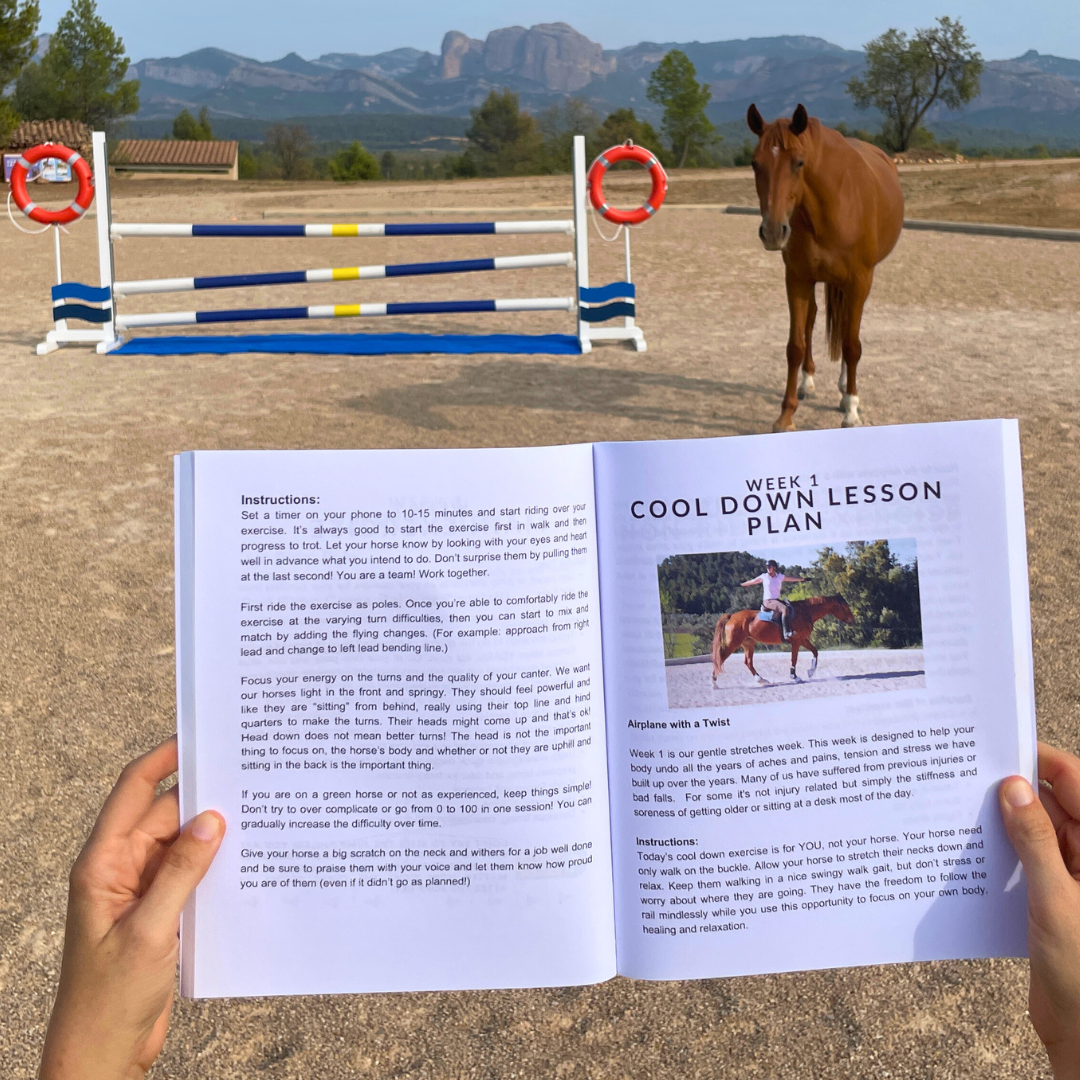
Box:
2 165 1080 1078
666 649 927 708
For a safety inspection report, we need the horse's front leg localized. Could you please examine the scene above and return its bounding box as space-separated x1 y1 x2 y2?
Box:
805 640 819 680
775 273 815 432
839 276 871 428
789 640 800 681
798 287 817 400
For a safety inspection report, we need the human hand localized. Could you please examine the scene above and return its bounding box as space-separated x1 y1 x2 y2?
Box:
39 738 224 1080
1000 742 1080 1080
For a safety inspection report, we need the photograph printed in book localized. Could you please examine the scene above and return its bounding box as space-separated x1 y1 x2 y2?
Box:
657 539 925 708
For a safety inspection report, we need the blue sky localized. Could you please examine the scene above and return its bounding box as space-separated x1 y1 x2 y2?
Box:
35 1 1080 63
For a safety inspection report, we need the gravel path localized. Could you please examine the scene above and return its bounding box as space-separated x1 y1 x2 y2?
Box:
666 649 926 708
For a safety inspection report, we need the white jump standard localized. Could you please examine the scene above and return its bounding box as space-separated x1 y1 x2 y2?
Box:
14 134 666 357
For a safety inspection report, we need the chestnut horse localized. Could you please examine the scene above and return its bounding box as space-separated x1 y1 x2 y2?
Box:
711 595 854 686
746 103 904 431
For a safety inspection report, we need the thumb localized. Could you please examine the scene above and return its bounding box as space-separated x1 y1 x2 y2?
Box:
999 777 1071 900
135 810 225 937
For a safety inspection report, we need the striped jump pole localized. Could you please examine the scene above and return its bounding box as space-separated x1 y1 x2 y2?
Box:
114 252 573 298
35 132 657 356
114 297 574 331
110 220 574 238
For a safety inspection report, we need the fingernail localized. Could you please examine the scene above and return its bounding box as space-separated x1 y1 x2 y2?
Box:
191 811 223 842
1002 778 1035 808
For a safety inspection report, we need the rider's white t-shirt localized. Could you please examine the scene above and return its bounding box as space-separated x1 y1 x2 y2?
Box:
754 572 785 601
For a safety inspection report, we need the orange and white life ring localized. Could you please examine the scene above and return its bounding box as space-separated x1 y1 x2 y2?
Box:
587 142 667 226
8 142 94 226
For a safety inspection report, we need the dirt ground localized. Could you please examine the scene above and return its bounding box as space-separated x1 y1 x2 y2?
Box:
665 650 926 709
2 164 1080 1078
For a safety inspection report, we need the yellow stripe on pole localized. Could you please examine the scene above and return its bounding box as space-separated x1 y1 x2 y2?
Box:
331 224 359 237
333 304 362 317
332 267 361 281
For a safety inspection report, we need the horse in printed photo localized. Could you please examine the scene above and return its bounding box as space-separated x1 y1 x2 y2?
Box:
746 103 904 431
711 594 854 686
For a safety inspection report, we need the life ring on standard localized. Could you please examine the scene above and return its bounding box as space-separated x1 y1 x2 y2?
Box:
587 141 667 225
8 142 95 226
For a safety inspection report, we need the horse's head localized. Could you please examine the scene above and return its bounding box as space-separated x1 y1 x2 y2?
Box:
829 595 855 624
746 103 815 251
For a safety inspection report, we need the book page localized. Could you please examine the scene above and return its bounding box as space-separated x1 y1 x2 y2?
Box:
593 420 1034 980
176 444 613 997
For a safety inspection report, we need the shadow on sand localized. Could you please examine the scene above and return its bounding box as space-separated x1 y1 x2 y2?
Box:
341 357 772 432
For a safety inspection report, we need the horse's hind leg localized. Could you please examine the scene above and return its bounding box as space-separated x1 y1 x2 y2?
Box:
798 287 817 400
744 640 767 685
789 641 800 681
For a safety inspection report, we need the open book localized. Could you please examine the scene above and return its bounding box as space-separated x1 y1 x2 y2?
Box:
176 419 1035 998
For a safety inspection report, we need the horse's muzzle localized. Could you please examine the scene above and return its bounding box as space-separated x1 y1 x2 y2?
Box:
759 219 790 251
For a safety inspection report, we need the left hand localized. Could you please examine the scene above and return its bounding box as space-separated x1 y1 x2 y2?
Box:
39 737 224 1080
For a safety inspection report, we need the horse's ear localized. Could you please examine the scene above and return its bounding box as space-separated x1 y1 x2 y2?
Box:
790 103 809 136
747 103 764 136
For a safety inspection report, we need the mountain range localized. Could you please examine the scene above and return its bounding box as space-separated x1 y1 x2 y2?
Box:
127 24 1080 145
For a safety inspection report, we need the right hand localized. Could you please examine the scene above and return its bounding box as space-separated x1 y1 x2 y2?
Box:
999 743 1080 1079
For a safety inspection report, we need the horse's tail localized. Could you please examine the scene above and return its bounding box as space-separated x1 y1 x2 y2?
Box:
825 283 845 362
712 614 732 672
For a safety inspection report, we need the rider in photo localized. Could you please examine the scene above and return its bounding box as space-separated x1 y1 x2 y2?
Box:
741 559 805 642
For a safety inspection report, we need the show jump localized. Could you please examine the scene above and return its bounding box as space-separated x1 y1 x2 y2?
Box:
9 133 667 358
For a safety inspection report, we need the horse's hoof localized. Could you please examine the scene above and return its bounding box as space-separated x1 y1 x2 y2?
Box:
841 412 862 428
757 677 769 687
772 418 796 433
798 374 815 400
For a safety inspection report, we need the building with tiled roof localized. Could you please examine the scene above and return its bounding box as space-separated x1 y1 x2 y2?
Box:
7 120 92 157
112 139 239 180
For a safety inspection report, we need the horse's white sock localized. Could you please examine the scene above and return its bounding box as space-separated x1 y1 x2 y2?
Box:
798 371 815 399
841 395 861 427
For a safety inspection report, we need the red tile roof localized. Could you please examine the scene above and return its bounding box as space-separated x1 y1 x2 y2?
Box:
113 139 238 167
8 120 92 155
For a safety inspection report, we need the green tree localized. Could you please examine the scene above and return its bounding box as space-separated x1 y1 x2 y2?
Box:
379 149 395 179
536 96 599 172
329 140 379 181
595 107 663 155
846 17 982 152
1 0 39 140
788 541 922 649
15 0 137 127
645 49 717 167
266 123 311 180
172 105 212 140
464 88 544 176
0 0 37 128
237 141 258 179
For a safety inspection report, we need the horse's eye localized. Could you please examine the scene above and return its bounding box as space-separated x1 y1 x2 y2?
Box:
794 159 805 169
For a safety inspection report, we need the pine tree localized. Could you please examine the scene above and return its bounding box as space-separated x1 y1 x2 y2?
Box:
15 0 138 128
645 50 717 167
